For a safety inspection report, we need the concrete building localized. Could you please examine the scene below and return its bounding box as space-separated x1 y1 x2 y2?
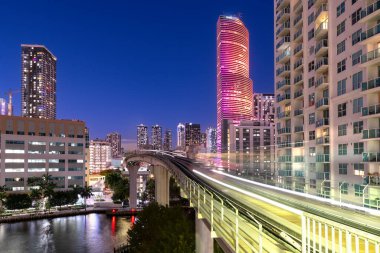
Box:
217 15 254 152
89 139 111 174
0 115 86 191
229 120 276 181
274 0 380 207
163 129 172 151
137 124 149 150
185 123 201 147
21 45 57 119
253 93 275 126
151 125 162 150
206 127 217 153
177 123 185 150
106 132 122 158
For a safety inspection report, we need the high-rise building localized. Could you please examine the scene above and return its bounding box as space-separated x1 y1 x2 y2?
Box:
253 93 275 126
163 129 172 151
206 127 217 153
0 98 6 115
177 123 185 149
0 115 86 191
21 45 57 119
89 139 112 174
200 133 207 149
137 124 149 149
217 15 254 152
106 132 122 158
274 0 380 207
185 123 201 147
151 125 162 150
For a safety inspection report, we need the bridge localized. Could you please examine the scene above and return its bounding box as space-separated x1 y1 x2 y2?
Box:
124 151 380 253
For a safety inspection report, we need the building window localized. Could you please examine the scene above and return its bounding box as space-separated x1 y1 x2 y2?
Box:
354 184 364 197
308 61 314 72
338 144 348 155
337 20 345 36
354 163 364 176
308 77 315 88
338 124 347 136
353 121 363 134
339 164 348 175
308 28 315 41
353 142 364 155
337 79 346 96
309 131 315 141
309 93 315 106
353 97 363 114
337 59 346 73
351 8 361 25
308 12 314 25
352 71 362 90
352 29 362 46
337 40 345 55
309 113 315 125
352 50 362 65
338 103 346 117
339 182 348 194
309 147 316 157
337 2 345 17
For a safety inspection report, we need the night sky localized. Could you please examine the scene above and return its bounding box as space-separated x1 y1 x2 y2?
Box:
0 0 274 148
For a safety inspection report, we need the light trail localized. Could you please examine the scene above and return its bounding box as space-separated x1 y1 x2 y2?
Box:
212 169 380 216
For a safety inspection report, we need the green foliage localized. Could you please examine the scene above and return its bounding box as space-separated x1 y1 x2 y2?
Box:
5 194 32 210
49 190 78 208
105 172 129 202
142 178 155 203
127 203 195 253
169 177 180 199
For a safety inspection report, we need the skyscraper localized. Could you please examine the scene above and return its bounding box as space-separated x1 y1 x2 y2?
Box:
253 93 275 126
185 123 201 147
177 123 185 149
89 139 112 174
151 125 162 150
163 129 172 151
217 16 253 152
106 132 122 158
21 45 57 119
206 127 217 153
0 98 6 115
137 124 148 149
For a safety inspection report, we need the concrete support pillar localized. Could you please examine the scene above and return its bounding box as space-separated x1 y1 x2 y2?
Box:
127 164 139 209
196 216 214 253
152 165 170 206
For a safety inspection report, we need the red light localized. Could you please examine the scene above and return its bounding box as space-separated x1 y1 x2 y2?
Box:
112 209 117 213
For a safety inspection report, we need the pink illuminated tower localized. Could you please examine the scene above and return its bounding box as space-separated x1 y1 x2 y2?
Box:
217 15 253 152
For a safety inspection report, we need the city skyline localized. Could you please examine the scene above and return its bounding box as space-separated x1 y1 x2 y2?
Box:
0 1 273 144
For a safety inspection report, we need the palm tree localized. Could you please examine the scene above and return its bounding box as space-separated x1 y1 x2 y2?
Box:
79 186 93 211
28 173 56 211
0 186 8 211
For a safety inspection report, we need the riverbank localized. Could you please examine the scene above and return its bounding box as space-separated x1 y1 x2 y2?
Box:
0 207 140 223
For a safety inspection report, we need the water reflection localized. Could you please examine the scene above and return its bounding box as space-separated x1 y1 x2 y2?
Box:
0 214 131 253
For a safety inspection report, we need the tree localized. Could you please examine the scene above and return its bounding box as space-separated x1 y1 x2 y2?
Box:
79 186 93 211
111 178 129 202
28 173 57 211
5 194 32 210
127 203 195 253
49 190 78 209
143 178 155 203
0 186 8 213
105 171 123 189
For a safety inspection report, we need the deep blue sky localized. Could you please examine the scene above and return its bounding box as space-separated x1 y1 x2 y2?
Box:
0 0 274 147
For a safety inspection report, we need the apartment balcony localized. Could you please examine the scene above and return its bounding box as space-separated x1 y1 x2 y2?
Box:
294 126 304 133
293 28 303 42
360 0 380 24
315 4 328 21
294 108 303 117
361 23 380 45
294 89 303 99
276 0 290 10
316 153 330 163
276 48 291 63
277 93 291 104
276 7 290 23
293 13 303 27
316 136 329 145
276 64 290 77
315 75 328 90
362 104 380 118
278 169 292 177
362 77 380 93
316 118 329 129
294 74 303 86
294 0 303 13
294 140 304 147
315 57 328 73
294 156 304 163
278 141 292 148
276 78 291 91
294 170 305 177
315 39 328 57
361 48 380 67
277 111 291 119
363 129 380 140
276 21 290 37
278 155 292 163
315 97 329 110
293 44 303 56
315 19 328 39
293 58 303 71
276 36 291 49
278 127 291 135
363 152 380 162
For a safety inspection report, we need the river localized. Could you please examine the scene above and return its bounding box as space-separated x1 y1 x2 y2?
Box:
0 214 133 253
